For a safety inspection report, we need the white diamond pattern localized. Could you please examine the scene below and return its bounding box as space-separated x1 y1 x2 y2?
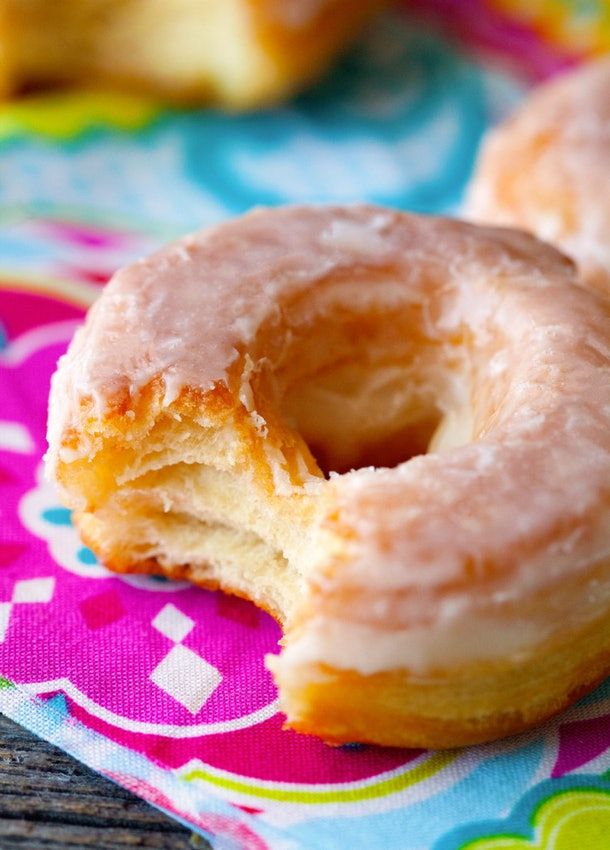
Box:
150 644 222 714
150 603 222 714
152 603 195 643
0 603 12 642
12 577 55 603
0 577 56 643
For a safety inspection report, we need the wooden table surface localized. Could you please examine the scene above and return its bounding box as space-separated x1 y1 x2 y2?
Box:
0 713 212 849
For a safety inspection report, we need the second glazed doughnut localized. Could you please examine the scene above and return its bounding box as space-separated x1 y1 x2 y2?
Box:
467 57 610 295
46 205 610 748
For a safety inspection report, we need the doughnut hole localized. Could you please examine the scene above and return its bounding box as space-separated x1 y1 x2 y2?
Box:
245 282 476 479
67 276 496 625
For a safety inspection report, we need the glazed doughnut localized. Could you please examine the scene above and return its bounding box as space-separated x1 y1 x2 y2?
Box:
0 0 385 107
46 205 610 748
467 57 610 295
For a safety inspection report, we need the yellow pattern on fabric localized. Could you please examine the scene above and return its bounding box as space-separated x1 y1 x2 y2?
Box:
465 789 610 850
0 90 160 140
181 750 458 804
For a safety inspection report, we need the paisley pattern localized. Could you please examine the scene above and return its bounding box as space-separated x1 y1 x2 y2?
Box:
0 4 608 848
436 776 610 850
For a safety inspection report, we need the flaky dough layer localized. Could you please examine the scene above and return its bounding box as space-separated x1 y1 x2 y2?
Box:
47 205 610 747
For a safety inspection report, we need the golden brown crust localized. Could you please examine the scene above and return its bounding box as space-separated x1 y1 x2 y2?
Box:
276 613 610 748
0 3 13 97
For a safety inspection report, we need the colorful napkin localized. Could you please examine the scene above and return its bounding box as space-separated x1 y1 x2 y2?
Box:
1 4 609 848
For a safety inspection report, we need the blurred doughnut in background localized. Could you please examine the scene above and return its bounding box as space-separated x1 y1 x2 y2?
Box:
0 0 387 108
466 57 610 296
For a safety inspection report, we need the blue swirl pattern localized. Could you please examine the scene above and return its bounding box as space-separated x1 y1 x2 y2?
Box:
181 16 522 215
0 12 523 231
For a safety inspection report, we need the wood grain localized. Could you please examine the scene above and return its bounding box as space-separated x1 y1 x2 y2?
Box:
0 713 212 849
